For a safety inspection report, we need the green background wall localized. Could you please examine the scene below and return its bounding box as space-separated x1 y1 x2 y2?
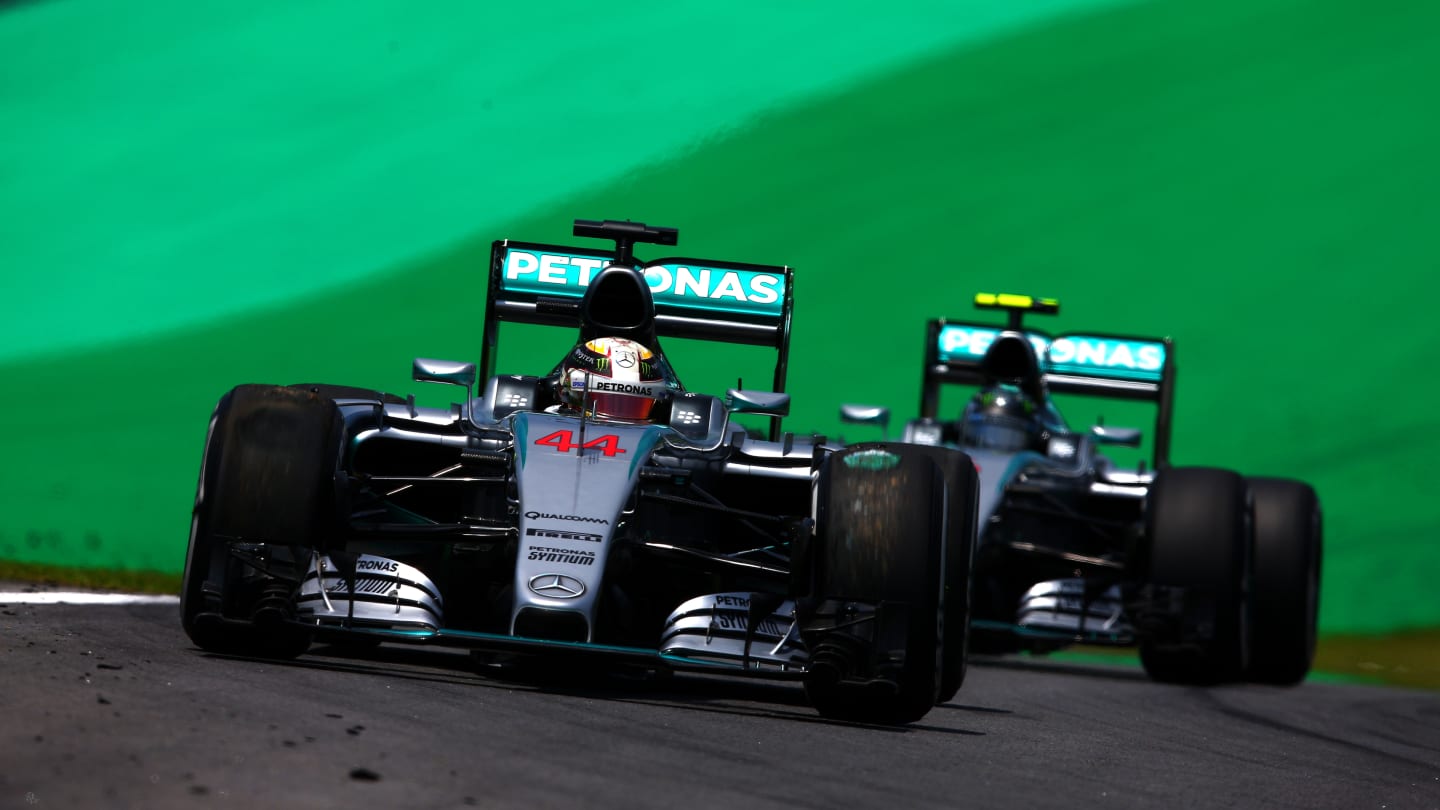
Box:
2 0 1437 635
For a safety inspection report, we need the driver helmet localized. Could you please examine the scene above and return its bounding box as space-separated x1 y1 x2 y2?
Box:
961 385 1042 451
560 337 668 421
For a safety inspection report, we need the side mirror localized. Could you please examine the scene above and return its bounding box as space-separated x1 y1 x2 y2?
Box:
840 403 890 440
840 404 890 427
1090 425 1142 447
413 358 477 389
414 358 477 423
725 389 791 417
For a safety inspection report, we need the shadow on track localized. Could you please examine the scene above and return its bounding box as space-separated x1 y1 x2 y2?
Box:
193 640 986 736
970 653 1149 684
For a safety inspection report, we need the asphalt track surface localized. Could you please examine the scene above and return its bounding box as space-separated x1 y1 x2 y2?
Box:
2 600 1437 810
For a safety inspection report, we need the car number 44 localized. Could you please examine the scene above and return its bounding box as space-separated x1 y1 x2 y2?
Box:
534 430 626 457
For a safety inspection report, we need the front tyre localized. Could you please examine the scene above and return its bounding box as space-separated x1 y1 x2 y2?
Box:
893 446 978 705
180 385 343 658
802 445 973 724
1245 477 1322 685
1138 467 1249 685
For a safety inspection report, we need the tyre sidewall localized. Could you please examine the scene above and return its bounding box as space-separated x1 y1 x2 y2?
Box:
1246 476 1322 684
1139 466 1249 684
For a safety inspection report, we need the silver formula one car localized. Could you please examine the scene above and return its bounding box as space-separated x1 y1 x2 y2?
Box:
843 292 1321 685
180 219 979 724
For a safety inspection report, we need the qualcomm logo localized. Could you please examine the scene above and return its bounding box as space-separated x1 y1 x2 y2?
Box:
524 511 610 525
528 573 586 599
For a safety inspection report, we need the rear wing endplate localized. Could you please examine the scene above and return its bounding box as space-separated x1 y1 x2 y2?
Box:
920 320 1177 465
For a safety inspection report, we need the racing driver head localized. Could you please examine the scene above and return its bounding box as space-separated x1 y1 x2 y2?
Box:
960 384 1043 451
559 337 670 421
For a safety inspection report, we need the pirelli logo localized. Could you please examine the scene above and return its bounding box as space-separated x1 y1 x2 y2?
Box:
526 527 602 543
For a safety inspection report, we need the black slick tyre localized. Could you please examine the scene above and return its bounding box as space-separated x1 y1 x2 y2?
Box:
894 446 978 705
1138 466 1249 685
1245 477 1322 685
180 384 343 658
803 445 968 724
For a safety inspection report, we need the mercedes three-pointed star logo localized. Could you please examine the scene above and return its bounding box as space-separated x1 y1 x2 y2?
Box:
528 573 586 599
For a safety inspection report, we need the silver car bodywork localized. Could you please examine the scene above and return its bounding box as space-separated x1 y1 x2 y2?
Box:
183 220 981 727
290 391 815 673
192 219 853 677
858 298 1178 654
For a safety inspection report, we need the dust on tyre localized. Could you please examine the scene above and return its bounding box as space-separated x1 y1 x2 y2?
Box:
804 445 963 724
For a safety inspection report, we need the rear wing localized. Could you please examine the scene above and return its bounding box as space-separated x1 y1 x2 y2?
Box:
479 220 795 434
920 320 1176 466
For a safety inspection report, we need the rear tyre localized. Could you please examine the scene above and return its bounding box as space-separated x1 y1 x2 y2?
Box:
1138 467 1249 685
802 445 973 724
180 385 343 658
1245 477 1322 685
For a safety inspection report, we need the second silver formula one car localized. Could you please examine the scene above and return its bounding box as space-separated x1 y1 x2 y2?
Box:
845 292 1321 686
180 219 979 724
